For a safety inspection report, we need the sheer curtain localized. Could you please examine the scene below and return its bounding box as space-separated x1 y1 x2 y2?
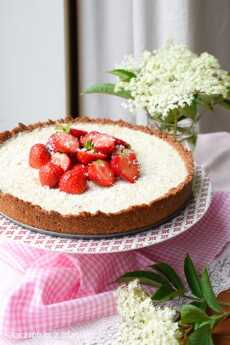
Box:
78 0 230 132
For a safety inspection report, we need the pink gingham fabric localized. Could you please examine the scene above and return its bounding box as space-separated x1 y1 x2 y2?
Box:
0 192 229 339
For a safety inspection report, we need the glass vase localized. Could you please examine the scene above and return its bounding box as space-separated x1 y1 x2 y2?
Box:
147 115 198 152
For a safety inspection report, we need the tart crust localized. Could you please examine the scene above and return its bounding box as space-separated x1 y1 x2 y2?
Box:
0 117 194 235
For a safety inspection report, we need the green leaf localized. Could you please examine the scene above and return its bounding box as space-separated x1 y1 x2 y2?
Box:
184 255 203 298
152 262 184 290
151 284 180 302
200 268 222 313
118 271 170 288
109 69 136 82
188 324 214 345
190 300 207 311
180 304 209 324
182 99 198 120
55 123 71 133
83 83 133 99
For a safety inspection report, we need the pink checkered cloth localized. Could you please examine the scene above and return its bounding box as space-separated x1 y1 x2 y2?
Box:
0 192 229 339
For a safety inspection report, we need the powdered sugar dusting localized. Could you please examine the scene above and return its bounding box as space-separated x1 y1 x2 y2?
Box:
0 123 188 215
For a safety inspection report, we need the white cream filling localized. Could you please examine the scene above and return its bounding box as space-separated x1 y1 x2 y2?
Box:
0 123 188 215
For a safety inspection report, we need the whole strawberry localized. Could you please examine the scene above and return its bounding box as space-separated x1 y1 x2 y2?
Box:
29 144 51 169
59 167 87 194
39 162 64 188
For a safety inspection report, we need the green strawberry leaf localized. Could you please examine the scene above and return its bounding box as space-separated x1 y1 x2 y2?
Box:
55 123 71 133
180 304 209 324
83 83 133 99
109 69 136 82
118 270 170 288
151 262 184 290
184 255 203 298
200 268 222 313
190 300 207 311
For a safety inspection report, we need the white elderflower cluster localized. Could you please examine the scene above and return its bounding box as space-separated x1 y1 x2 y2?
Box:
115 43 230 118
115 280 181 345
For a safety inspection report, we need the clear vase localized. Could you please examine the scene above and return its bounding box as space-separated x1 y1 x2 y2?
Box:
147 116 198 152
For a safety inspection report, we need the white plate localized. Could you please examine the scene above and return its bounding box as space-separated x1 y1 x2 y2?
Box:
0 166 212 254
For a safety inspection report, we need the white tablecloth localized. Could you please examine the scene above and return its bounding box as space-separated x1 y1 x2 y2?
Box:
0 132 229 345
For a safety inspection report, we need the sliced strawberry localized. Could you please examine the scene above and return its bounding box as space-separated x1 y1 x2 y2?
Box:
29 144 51 169
76 149 107 165
88 160 115 187
111 149 140 183
59 167 87 194
80 131 115 154
51 152 72 172
79 131 99 147
39 162 64 188
114 137 130 148
72 164 88 177
48 132 79 154
70 127 88 138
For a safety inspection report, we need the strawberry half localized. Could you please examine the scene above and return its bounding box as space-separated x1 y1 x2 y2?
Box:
70 127 88 138
47 132 79 154
51 152 72 172
72 164 88 177
111 149 140 183
29 144 51 169
76 149 107 165
80 132 115 154
88 160 115 187
59 167 87 194
39 162 64 188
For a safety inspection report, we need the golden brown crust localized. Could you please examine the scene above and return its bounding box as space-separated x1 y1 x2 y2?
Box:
0 116 194 235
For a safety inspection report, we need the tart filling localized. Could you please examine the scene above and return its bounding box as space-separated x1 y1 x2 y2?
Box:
0 120 189 216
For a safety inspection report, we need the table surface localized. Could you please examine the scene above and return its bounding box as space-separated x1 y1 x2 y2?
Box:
0 132 229 345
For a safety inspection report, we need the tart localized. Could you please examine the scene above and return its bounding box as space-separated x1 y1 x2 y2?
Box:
0 117 193 236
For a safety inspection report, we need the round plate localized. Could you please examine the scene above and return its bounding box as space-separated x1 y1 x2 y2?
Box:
0 166 212 254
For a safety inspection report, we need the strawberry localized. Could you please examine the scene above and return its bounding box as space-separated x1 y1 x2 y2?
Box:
72 164 88 177
114 137 130 148
110 149 140 183
79 131 99 147
70 127 88 138
51 152 72 172
47 132 79 154
76 149 107 165
88 160 115 187
80 132 115 154
29 144 51 169
59 167 87 194
39 162 64 188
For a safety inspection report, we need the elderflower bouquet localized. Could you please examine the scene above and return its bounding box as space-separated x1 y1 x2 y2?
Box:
115 255 230 345
84 43 230 149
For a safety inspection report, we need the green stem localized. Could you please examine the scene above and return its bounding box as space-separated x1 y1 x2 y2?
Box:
183 294 201 302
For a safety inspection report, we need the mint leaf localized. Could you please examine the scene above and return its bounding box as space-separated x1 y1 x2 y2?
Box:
109 69 136 82
83 83 133 99
118 271 170 288
180 304 209 324
184 255 203 298
200 268 222 313
152 262 184 290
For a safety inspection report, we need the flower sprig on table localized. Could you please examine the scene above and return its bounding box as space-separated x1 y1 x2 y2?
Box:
84 43 230 144
116 254 230 345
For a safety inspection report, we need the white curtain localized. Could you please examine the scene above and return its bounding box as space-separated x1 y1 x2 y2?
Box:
78 0 230 132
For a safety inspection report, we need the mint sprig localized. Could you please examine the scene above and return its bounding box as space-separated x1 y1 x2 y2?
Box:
118 254 230 343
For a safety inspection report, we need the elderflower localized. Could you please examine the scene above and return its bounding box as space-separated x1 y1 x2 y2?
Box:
115 43 230 119
115 280 181 345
